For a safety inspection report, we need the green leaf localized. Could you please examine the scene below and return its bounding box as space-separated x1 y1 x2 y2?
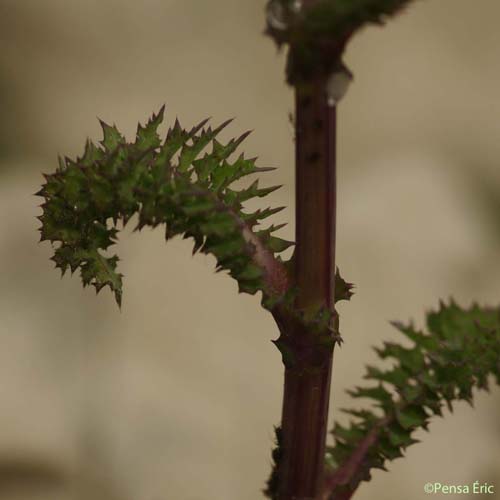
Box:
134 105 165 152
265 236 294 253
237 263 263 281
37 107 292 308
78 140 103 168
334 267 354 302
396 405 428 430
346 385 393 409
326 300 500 498
332 423 366 444
377 436 404 460
99 120 124 152
374 342 425 372
268 0 417 83
177 119 232 172
364 365 408 389
263 426 283 500
387 424 417 448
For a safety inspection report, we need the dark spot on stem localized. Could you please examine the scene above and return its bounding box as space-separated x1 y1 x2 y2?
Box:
307 152 321 164
300 96 312 108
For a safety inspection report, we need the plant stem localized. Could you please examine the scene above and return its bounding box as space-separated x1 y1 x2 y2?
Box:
277 77 337 499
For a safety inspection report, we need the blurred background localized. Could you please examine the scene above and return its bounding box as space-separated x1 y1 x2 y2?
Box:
1 0 500 499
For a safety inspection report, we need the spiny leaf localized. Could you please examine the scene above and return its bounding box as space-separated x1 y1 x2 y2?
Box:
334 267 354 302
386 423 418 448
242 206 287 227
177 120 232 172
396 405 428 430
346 384 393 409
325 301 500 499
266 0 417 83
99 120 124 152
263 426 283 500
37 108 292 308
134 105 165 152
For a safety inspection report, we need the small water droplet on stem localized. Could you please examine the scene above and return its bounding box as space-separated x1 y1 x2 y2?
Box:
326 63 354 107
